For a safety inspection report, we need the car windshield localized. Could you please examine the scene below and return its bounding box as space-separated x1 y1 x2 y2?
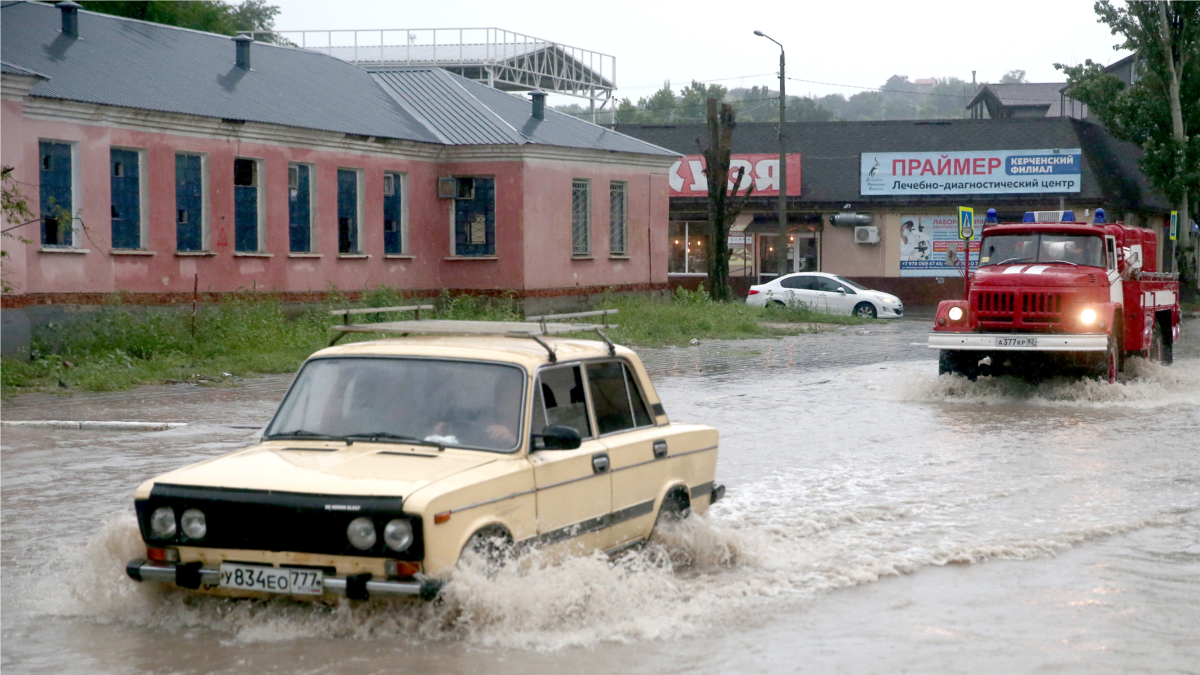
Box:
832 275 867 291
979 233 1104 267
264 357 526 453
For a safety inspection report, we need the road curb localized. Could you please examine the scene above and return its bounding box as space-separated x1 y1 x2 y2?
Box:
1 420 188 431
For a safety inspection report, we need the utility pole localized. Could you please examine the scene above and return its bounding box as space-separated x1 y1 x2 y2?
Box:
756 30 789 278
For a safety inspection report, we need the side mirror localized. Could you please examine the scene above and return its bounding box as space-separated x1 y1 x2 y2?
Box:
532 424 581 450
837 287 846 294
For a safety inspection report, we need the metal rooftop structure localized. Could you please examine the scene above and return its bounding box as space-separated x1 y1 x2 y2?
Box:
242 27 616 121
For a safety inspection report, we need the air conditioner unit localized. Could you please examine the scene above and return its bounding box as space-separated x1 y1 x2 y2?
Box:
288 166 299 190
437 177 475 200
384 174 395 196
854 225 879 244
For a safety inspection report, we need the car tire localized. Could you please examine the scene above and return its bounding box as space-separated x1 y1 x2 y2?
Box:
651 489 691 537
853 302 877 319
461 526 514 571
770 300 786 307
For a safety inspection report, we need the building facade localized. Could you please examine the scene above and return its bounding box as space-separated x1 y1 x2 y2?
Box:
0 3 676 327
618 118 1171 304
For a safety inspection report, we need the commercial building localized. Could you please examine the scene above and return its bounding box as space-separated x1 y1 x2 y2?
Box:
617 117 1171 304
0 2 675 336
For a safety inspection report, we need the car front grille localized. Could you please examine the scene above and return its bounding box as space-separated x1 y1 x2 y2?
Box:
136 483 424 560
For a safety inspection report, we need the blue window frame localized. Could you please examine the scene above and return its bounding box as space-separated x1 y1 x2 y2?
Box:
454 177 495 256
234 158 259 252
110 148 140 249
337 169 359 254
384 172 403 255
176 154 204 252
39 140 73 246
288 164 312 253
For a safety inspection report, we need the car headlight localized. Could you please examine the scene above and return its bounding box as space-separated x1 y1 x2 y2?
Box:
150 506 176 538
948 306 964 321
347 517 377 550
383 519 414 552
1080 308 1097 325
180 508 206 540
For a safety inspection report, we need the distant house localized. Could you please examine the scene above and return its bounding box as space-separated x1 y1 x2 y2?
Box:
967 83 1077 119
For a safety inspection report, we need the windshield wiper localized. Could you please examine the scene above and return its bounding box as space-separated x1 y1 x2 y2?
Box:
1044 259 1080 267
988 256 1032 266
344 432 442 448
266 429 346 442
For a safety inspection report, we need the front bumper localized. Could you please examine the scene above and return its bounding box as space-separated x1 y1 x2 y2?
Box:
126 559 442 601
928 332 1108 352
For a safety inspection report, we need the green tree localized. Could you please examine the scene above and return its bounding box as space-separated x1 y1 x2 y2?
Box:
679 80 728 121
76 1 288 43
636 82 679 123
999 69 1028 84
1056 0 1199 290
2 166 36 294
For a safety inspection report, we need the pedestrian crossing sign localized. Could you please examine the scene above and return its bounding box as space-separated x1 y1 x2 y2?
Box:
958 206 974 240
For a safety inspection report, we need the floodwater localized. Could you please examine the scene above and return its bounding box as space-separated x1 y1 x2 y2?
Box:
3 318 1199 674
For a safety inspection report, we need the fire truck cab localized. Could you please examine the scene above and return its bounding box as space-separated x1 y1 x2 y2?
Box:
929 209 1181 383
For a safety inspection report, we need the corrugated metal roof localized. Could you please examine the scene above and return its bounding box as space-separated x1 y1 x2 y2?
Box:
372 68 677 155
0 1 438 143
615 119 1167 210
967 83 1066 109
1 2 674 157
1 59 48 79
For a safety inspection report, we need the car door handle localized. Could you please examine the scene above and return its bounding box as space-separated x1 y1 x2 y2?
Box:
653 440 668 459
591 452 610 474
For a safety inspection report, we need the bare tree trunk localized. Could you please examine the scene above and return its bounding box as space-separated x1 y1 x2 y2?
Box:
702 98 752 302
1157 1 1193 287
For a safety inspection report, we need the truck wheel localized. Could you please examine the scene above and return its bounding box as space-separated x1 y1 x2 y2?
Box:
1158 318 1174 366
938 350 977 380
853 302 877 319
1149 323 1165 363
1091 334 1118 384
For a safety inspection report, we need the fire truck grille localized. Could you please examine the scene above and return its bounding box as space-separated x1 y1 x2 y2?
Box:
1020 292 1064 323
974 291 1065 329
976 291 1015 321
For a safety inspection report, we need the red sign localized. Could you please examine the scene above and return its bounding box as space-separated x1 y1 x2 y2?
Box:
668 153 801 197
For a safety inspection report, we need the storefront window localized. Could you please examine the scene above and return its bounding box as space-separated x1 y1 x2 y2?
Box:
668 222 711 274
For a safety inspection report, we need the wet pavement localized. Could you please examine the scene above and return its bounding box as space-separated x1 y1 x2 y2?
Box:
3 315 1199 674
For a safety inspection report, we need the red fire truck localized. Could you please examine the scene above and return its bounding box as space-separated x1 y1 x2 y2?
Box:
929 208 1181 383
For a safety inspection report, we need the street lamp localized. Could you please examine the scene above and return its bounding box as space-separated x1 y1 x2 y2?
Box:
755 30 788 278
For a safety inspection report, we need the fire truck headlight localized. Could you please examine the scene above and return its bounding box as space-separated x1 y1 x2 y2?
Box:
948 307 964 321
1080 309 1097 325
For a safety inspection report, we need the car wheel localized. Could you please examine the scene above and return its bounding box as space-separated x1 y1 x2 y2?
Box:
770 300 786 308
853 302 877 319
651 489 691 535
461 526 514 571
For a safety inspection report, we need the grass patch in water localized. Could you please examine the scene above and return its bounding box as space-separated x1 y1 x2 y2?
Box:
1 286 871 397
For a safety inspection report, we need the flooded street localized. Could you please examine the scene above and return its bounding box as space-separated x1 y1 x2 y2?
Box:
3 317 1199 674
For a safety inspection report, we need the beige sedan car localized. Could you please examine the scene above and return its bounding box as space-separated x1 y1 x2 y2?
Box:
126 320 723 601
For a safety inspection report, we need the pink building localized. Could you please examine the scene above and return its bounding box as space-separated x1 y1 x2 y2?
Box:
0 2 675 334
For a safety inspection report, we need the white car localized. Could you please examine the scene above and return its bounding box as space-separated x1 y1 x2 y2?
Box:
746 272 903 319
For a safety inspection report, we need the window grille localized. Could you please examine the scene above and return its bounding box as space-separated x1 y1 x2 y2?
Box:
609 182 627 255
572 179 590 255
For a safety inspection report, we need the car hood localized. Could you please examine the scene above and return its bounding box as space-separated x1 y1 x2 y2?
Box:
144 441 498 498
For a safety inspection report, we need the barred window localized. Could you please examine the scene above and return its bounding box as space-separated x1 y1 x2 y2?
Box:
609 182 627 255
572 179 590 255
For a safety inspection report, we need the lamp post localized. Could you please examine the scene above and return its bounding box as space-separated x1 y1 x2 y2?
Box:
755 30 788 278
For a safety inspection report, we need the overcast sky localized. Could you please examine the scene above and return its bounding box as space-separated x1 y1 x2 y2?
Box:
271 0 1131 108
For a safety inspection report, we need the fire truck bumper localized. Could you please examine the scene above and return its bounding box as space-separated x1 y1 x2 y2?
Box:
927 333 1109 352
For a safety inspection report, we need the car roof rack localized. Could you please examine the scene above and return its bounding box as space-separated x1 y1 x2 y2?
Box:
328 310 619 362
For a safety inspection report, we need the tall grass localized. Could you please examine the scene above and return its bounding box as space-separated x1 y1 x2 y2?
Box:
1 285 871 396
